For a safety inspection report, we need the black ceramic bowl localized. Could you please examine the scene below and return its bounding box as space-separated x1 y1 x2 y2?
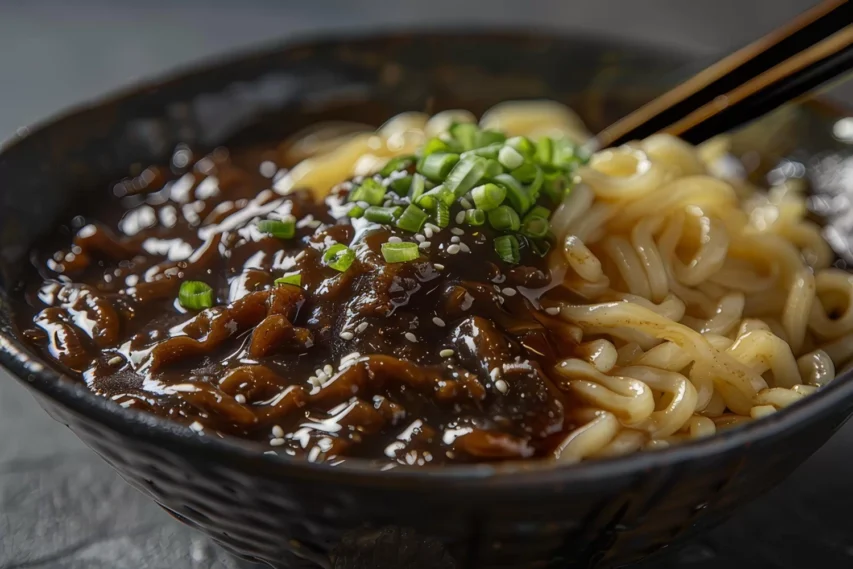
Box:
2 31 853 569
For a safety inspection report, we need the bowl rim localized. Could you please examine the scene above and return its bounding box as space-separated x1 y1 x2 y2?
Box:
3 27 853 488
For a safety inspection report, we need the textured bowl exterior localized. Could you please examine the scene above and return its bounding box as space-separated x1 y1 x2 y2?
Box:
2 31 853 569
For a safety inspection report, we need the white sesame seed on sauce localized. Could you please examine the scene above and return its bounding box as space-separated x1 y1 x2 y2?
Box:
259 160 278 178
418 241 431 250
425 223 441 233
460 198 473 209
432 317 446 327
424 227 434 239
355 322 369 334
324 364 334 376
450 227 465 236
495 379 509 394
433 263 445 270
415 234 426 242
189 421 204 433
450 236 461 243
545 307 561 315
440 349 455 358
388 236 402 243
490 367 501 380
234 394 247 404
446 244 461 255
502 287 517 297
270 438 286 447
459 243 471 253
339 330 355 340
272 425 285 438
491 274 506 284
107 355 123 366
405 332 418 343
455 211 466 224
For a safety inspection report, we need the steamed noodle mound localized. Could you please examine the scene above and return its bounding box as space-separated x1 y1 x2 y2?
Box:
279 101 851 462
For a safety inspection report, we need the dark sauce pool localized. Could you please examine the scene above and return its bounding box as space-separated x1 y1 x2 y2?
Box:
15 114 588 467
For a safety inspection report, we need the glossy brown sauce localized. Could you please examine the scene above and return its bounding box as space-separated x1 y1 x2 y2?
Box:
16 129 585 467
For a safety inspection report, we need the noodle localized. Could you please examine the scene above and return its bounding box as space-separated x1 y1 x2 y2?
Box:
272 100 851 461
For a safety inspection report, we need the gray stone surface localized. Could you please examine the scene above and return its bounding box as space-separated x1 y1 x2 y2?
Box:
1 1 852 567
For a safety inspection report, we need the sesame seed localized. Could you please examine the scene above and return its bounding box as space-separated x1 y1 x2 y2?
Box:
324 364 334 375
502 287 517 297
425 223 441 233
490 367 500 380
340 331 354 340
383 199 393 207
491 273 505 283
189 421 204 432
415 234 425 242
388 236 402 243
355 322 368 334
405 332 418 343
341 351 361 363
419 241 431 250
294 250 307 262
545 307 561 315
424 227 434 239
270 438 286 446
447 244 461 254
451 227 465 236
495 379 509 394
107 356 123 366
440 349 455 358
433 317 446 327
493 285 502 292
459 243 471 253
460 198 473 209
434 263 445 270
234 394 247 404
455 211 466 224
451 236 461 243
272 425 285 438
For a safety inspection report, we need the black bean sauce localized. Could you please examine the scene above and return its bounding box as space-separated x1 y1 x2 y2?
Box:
16 138 581 467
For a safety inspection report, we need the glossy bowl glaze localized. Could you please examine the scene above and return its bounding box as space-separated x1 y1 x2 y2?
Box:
2 31 853 569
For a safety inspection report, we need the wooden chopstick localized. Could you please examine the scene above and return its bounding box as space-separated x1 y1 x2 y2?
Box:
595 0 853 149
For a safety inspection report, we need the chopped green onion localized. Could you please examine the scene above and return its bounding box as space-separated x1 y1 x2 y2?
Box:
471 183 506 211
257 218 296 239
178 281 214 310
475 130 507 148
542 174 567 204
462 143 502 159
422 138 452 157
380 155 415 177
416 185 455 210
483 158 503 179
521 215 550 238
323 244 356 272
444 157 485 197
449 122 479 151
382 241 420 263
498 146 525 170
365 205 403 225
396 204 428 233
465 208 486 226
435 201 450 228
494 235 521 264
347 205 365 218
536 137 553 165
493 174 531 214
506 136 535 158
275 273 302 287
511 163 539 183
416 193 437 210
408 173 426 202
526 166 544 201
349 178 386 206
526 205 552 221
529 238 551 257
488 205 521 232
418 152 460 182
389 174 413 196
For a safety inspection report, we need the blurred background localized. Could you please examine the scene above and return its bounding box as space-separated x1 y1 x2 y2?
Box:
1 1 852 568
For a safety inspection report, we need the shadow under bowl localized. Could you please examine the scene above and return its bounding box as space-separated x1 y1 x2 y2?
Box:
2 30 853 569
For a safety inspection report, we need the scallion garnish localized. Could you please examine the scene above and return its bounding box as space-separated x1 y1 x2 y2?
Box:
178 281 214 310
529 238 551 257
422 138 452 157
380 155 415 177
443 156 485 197
506 136 535 158
364 205 403 225
493 174 531 214
257 218 296 239
275 273 302 287
323 244 356 272
494 235 521 264
389 174 413 196
408 173 426 202
488 205 521 232
471 183 506 211
449 122 479 151
526 205 551 221
498 146 525 170
521 215 549 238
418 152 460 182
465 208 486 226
382 241 420 263
349 178 386 206
536 137 553 165
396 204 428 233
435 201 450 228
475 130 506 148
483 158 503 179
